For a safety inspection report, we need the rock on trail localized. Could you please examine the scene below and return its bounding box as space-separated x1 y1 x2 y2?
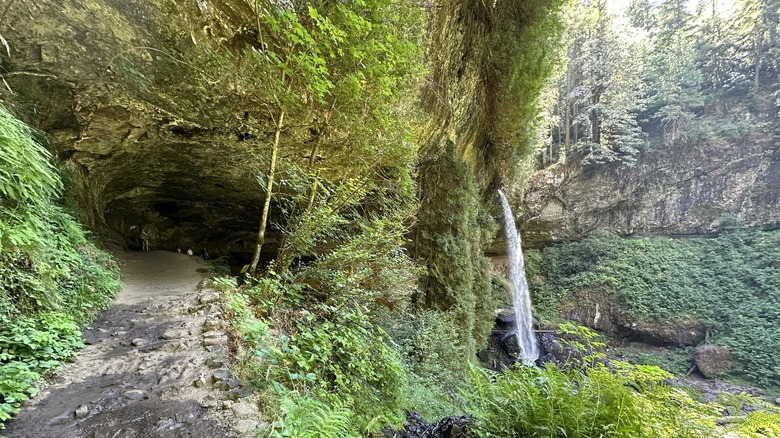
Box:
4 251 262 438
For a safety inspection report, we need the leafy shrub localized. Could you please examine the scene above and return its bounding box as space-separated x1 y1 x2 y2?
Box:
0 362 40 423
226 279 406 435
0 104 120 427
269 394 356 438
0 312 82 371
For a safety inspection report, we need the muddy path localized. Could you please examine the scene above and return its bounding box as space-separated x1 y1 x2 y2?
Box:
4 251 263 438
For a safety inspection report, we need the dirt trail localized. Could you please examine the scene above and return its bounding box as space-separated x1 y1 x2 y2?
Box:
4 251 263 438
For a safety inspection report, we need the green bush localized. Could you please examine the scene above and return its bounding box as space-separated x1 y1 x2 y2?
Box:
0 362 39 423
527 229 780 388
0 104 120 426
225 279 406 435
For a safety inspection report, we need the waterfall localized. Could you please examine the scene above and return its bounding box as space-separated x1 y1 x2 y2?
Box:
497 189 539 364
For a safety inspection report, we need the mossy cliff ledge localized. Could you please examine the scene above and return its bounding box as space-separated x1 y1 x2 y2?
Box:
521 133 780 246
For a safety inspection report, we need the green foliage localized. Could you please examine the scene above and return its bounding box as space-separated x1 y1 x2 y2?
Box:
0 312 82 370
379 307 471 420
0 104 120 427
412 145 502 370
556 321 606 367
487 0 566 177
0 362 39 423
549 0 645 167
226 278 405 435
222 153 418 434
725 411 780 437
269 394 356 438
615 346 694 376
463 361 718 437
528 229 780 387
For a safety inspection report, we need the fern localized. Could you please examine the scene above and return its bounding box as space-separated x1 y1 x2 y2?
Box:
0 103 121 429
725 411 780 437
273 395 356 438
463 361 719 437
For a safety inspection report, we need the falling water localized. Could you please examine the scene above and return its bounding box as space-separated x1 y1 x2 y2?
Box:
497 189 539 364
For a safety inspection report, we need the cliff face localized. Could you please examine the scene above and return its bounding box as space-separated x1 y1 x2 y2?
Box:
1 0 289 256
521 133 780 246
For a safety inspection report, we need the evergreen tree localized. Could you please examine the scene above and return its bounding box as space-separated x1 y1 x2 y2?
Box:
630 0 704 146
549 0 645 166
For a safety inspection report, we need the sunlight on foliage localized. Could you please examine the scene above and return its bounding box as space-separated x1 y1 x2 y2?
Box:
528 229 780 388
0 104 120 426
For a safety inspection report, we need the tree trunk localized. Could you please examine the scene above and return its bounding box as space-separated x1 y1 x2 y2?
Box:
249 106 286 273
564 69 571 156
590 105 601 145
275 116 327 273
754 32 762 93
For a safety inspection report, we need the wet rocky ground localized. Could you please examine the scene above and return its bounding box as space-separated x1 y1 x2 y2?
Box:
3 251 263 438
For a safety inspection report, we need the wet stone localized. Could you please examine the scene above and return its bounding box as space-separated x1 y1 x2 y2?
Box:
235 419 259 435
203 336 227 347
198 293 219 305
193 374 208 388
131 338 148 347
156 417 183 433
123 389 147 400
203 319 222 331
206 357 230 369
226 386 254 400
214 378 241 391
231 402 260 418
175 410 200 424
75 404 90 419
212 369 232 381
200 396 219 409
206 345 227 354
162 329 187 340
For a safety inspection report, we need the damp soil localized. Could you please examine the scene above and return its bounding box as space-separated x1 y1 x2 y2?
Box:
3 251 254 438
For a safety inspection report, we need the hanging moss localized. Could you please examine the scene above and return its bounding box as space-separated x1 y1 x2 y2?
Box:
412 142 501 361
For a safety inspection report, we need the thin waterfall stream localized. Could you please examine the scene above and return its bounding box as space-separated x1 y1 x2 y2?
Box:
497 189 539 364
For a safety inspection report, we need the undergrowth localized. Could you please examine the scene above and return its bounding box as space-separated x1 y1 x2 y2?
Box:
0 104 120 426
528 229 780 388
462 324 780 438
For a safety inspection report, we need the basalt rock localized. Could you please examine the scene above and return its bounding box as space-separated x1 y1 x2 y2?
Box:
520 134 780 248
383 411 471 438
0 0 306 261
557 290 706 346
694 344 731 379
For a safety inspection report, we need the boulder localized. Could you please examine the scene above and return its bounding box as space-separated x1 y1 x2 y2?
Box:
694 344 731 378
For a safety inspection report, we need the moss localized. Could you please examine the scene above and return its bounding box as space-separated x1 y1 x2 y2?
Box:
412 143 501 362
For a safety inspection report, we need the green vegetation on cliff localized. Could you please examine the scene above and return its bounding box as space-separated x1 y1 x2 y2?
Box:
412 0 565 382
0 105 120 425
528 228 780 388
545 0 780 167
